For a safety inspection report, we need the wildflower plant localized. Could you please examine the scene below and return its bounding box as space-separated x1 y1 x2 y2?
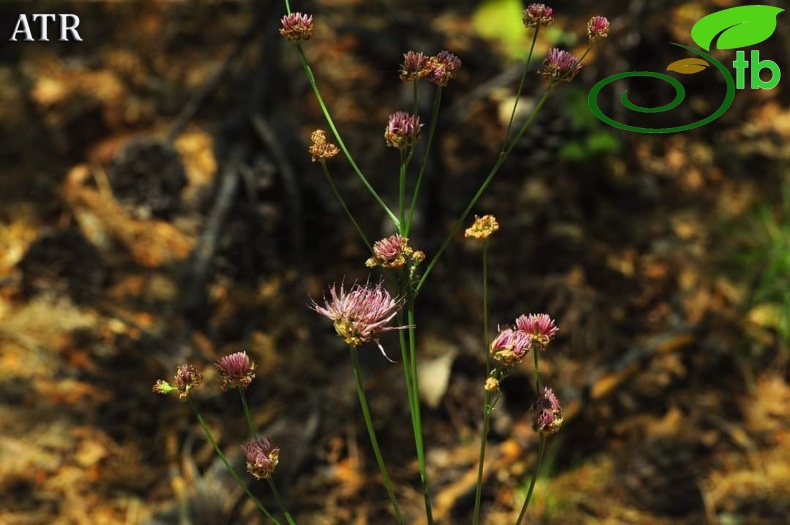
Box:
286 1 605 520
153 356 295 525
155 3 609 523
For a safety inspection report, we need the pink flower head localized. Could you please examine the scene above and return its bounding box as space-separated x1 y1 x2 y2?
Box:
523 4 554 28
280 12 314 42
153 364 203 399
538 48 582 84
489 327 532 366
515 313 558 350
530 386 563 433
173 364 202 397
215 351 257 391
242 436 280 480
311 280 406 359
384 111 422 149
366 234 424 269
400 51 430 81
426 50 462 87
587 16 610 43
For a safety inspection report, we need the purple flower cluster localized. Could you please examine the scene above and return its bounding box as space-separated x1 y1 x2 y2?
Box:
530 387 563 434
215 351 257 391
153 363 203 399
588 16 610 43
242 436 280 479
538 48 582 84
311 280 406 357
366 234 424 269
399 49 461 87
384 111 422 149
523 4 554 28
515 313 559 350
490 313 558 366
280 12 314 42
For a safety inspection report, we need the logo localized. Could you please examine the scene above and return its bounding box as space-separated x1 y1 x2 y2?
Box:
588 5 783 133
8 14 82 42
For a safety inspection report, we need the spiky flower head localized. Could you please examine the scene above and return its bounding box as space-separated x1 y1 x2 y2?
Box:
242 436 280 480
490 327 532 366
215 351 257 391
365 234 424 270
426 50 462 87
153 364 203 399
523 4 554 28
400 51 430 81
515 313 558 350
384 111 422 149
309 129 340 162
311 280 406 358
587 16 610 43
280 12 314 42
530 387 563 434
465 214 500 240
538 48 582 84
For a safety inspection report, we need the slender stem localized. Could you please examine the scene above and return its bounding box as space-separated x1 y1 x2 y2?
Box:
399 149 407 229
349 347 405 524
483 238 491 373
397 319 420 460
294 44 400 228
472 390 493 525
320 161 371 250
407 304 434 523
188 398 281 524
502 29 540 153
532 346 541 393
406 87 443 237
472 237 493 524
416 87 553 294
515 433 547 525
239 390 297 525
239 388 256 438
412 79 419 118
267 478 296 525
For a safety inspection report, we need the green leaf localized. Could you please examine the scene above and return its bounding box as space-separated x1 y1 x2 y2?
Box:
691 5 784 51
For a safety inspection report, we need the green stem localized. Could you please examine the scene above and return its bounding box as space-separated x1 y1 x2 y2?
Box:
239 390 297 525
267 478 296 525
471 390 493 525
405 87 443 237
532 345 541 393
239 388 256 438
483 238 491 373
416 87 553 294
502 29 540 153
188 398 281 524
294 44 400 228
320 161 371 250
399 149 407 229
349 346 405 524
396 317 421 488
407 304 434 523
514 433 547 525
472 237 493 524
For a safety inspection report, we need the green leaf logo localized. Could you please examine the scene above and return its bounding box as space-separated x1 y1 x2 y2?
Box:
691 5 784 51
